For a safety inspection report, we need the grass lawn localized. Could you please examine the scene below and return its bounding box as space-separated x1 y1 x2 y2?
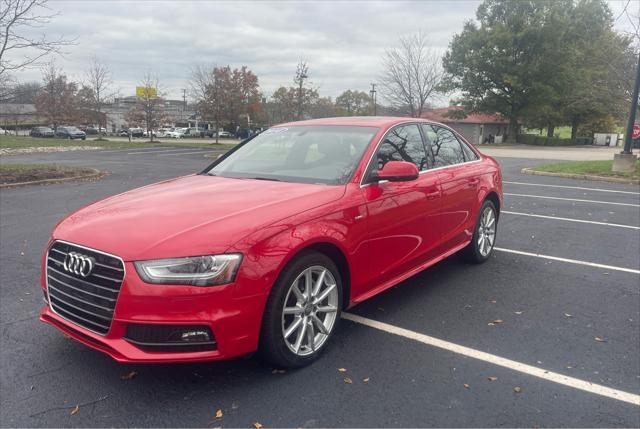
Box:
0 163 98 185
530 160 640 179
523 126 625 139
0 135 236 151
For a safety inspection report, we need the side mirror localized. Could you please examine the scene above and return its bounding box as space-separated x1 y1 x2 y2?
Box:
371 161 419 183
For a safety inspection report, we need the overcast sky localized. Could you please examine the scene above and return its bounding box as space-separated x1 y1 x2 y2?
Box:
6 0 639 102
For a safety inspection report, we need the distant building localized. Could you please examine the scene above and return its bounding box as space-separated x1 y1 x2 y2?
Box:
104 96 196 131
0 103 39 127
421 106 509 145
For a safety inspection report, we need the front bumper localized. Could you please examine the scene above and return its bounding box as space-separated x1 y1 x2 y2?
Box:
40 261 268 363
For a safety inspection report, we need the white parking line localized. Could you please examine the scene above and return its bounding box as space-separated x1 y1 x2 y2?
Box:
504 181 640 196
494 247 640 274
504 193 640 208
157 150 213 157
127 148 208 155
502 211 640 230
342 313 640 406
98 146 175 154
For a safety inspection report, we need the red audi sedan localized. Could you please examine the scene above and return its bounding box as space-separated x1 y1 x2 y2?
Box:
40 117 502 367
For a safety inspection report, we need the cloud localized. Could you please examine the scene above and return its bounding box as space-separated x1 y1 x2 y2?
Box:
6 0 633 101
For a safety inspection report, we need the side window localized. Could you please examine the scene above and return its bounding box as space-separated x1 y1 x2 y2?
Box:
460 140 479 161
376 124 427 172
426 125 465 168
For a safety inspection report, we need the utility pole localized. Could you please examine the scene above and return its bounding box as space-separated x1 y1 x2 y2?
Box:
613 51 639 172
182 88 187 125
369 83 377 116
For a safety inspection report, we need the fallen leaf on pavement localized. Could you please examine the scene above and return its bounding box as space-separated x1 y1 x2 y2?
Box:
594 337 606 342
363 378 370 383
337 368 347 372
120 371 137 380
514 386 522 393
492 319 503 324
254 422 263 429
487 376 497 381
215 409 223 418
70 405 79 415
343 377 353 384
564 313 573 318
463 384 470 389
514 311 523 315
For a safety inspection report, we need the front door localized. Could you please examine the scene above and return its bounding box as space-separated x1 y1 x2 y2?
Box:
357 124 441 298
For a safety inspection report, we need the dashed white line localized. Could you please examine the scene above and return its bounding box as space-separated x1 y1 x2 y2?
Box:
342 313 640 406
504 181 640 195
97 146 175 154
157 150 213 157
127 148 207 155
504 193 640 208
502 211 640 230
494 247 640 274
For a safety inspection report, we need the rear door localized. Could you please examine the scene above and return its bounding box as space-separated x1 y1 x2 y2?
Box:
357 124 441 297
422 124 482 252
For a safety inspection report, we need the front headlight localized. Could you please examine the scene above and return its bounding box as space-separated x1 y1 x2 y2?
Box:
134 254 242 286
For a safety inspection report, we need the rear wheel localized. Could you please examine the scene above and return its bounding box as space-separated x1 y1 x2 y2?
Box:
461 200 498 263
260 252 342 368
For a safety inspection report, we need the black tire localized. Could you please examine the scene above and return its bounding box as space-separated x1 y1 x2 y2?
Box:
259 251 342 368
461 199 498 264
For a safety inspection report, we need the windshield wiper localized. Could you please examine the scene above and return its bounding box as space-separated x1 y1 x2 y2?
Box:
249 176 281 182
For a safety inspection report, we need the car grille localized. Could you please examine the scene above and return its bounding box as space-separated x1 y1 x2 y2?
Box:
46 241 125 335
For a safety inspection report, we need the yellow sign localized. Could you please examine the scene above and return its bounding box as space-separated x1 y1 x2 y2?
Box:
136 86 157 98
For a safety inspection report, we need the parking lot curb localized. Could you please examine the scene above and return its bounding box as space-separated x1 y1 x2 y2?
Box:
521 167 639 185
0 168 104 189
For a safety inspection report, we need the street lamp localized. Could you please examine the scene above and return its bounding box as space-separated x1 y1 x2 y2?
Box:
612 50 639 172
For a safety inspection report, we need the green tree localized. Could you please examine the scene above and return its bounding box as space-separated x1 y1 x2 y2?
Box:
444 0 635 143
443 0 572 142
559 1 634 142
335 90 372 116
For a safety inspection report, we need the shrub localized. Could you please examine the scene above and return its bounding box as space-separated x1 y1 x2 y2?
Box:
517 134 591 146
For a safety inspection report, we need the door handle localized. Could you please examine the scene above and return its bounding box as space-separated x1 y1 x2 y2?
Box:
425 187 440 200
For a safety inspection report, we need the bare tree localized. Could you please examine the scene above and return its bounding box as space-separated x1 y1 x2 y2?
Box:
34 62 77 130
82 57 117 134
294 60 309 120
126 72 165 142
0 0 74 78
190 64 223 143
380 32 444 117
292 60 319 120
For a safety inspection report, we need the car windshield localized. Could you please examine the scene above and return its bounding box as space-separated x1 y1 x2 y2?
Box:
206 125 378 185
66 127 81 132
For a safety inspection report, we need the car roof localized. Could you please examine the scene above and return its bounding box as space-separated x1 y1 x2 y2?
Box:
274 116 436 128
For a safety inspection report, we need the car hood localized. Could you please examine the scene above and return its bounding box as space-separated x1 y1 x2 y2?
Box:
53 174 345 261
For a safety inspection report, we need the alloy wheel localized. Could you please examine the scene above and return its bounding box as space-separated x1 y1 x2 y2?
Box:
477 206 496 257
281 265 339 356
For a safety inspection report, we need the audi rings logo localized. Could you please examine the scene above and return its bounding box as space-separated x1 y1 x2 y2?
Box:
63 252 95 277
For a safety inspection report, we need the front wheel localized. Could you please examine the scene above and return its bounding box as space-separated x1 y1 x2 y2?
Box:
461 200 498 263
260 252 342 368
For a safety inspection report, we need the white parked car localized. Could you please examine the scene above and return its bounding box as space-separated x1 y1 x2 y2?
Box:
164 128 187 138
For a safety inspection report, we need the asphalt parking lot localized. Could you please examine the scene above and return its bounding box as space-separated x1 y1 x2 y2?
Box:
1 146 638 427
